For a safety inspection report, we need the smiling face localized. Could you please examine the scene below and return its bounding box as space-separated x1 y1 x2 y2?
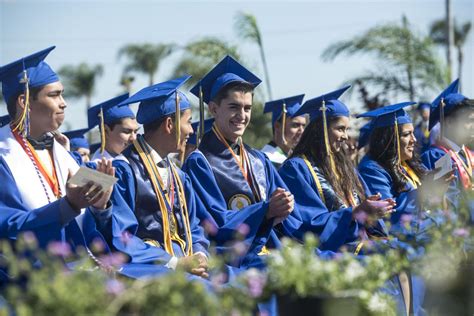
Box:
209 89 252 143
27 81 67 138
399 123 416 161
176 108 194 152
105 117 139 156
327 116 350 152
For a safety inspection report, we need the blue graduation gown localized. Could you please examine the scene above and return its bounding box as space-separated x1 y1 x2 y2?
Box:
182 131 303 269
91 145 209 266
278 157 362 251
358 155 437 243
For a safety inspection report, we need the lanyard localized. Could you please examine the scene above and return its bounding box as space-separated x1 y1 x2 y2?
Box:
13 130 61 200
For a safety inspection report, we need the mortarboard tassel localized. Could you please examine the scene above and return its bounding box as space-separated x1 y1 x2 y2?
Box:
197 86 205 147
281 102 288 146
394 118 402 166
439 97 445 140
12 70 31 137
99 108 106 154
175 90 181 148
320 100 339 180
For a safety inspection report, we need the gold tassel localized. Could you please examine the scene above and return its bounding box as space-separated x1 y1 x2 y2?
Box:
321 100 338 180
12 70 30 136
394 119 401 166
281 102 288 146
175 91 181 148
99 108 106 154
198 86 204 147
439 97 445 140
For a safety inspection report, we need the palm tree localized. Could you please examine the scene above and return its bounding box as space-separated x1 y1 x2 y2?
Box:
234 12 273 100
118 43 174 85
429 18 472 91
58 63 103 109
170 37 241 88
119 73 135 94
322 16 447 110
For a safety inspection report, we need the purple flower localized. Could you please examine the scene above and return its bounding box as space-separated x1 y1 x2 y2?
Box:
201 219 218 236
98 252 127 268
21 231 38 248
246 271 266 298
400 214 414 226
210 272 227 290
106 279 125 296
91 238 106 253
47 241 72 257
237 224 250 237
453 228 469 238
233 241 248 257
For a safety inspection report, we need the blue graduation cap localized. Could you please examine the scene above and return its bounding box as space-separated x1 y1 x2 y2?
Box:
87 93 133 128
429 79 466 130
294 85 351 122
357 102 416 165
264 94 305 126
0 46 59 103
189 118 215 146
118 75 192 125
0 114 10 127
356 102 415 128
0 46 59 136
357 122 373 150
64 127 91 150
190 55 262 105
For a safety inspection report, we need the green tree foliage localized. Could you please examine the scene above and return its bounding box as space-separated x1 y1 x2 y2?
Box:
322 16 448 110
58 62 103 109
234 11 273 100
429 18 472 91
118 43 175 85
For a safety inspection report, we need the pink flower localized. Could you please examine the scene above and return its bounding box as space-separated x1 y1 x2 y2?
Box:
237 224 250 237
453 228 469 238
120 231 132 245
233 241 249 257
47 241 72 257
98 252 128 268
246 270 267 298
400 214 414 226
91 238 106 253
201 219 218 236
106 279 125 296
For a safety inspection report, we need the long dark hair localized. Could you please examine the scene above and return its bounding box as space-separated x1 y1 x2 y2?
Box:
291 116 365 205
368 124 426 193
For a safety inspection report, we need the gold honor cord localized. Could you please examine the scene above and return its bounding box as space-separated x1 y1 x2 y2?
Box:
320 100 339 180
175 91 181 148
198 86 205 147
401 162 422 189
302 155 326 205
99 108 106 154
394 118 402 166
281 102 287 145
13 70 31 136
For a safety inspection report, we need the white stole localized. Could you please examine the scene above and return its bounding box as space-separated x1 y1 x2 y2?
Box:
0 125 79 210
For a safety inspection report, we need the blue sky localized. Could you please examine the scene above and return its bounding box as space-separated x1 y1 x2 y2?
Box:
1 0 473 130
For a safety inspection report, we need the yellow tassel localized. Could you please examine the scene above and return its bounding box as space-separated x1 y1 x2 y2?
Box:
321 100 338 180
175 91 181 148
439 97 445 140
99 108 106 154
395 119 401 166
198 86 204 147
281 102 287 146
12 70 30 136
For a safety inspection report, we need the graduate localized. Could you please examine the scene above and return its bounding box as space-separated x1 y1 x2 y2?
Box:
64 127 91 163
278 86 395 253
89 75 210 278
421 79 473 217
261 94 306 168
0 46 113 253
357 103 439 242
87 94 139 162
183 55 303 269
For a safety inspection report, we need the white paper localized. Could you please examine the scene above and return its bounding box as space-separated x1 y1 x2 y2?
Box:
67 166 117 190
433 153 453 180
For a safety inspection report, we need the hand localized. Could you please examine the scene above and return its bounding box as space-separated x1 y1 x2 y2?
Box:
353 194 396 224
267 188 294 220
177 252 209 278
91 158 116 210
53 131 70 151
65 170 106 211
